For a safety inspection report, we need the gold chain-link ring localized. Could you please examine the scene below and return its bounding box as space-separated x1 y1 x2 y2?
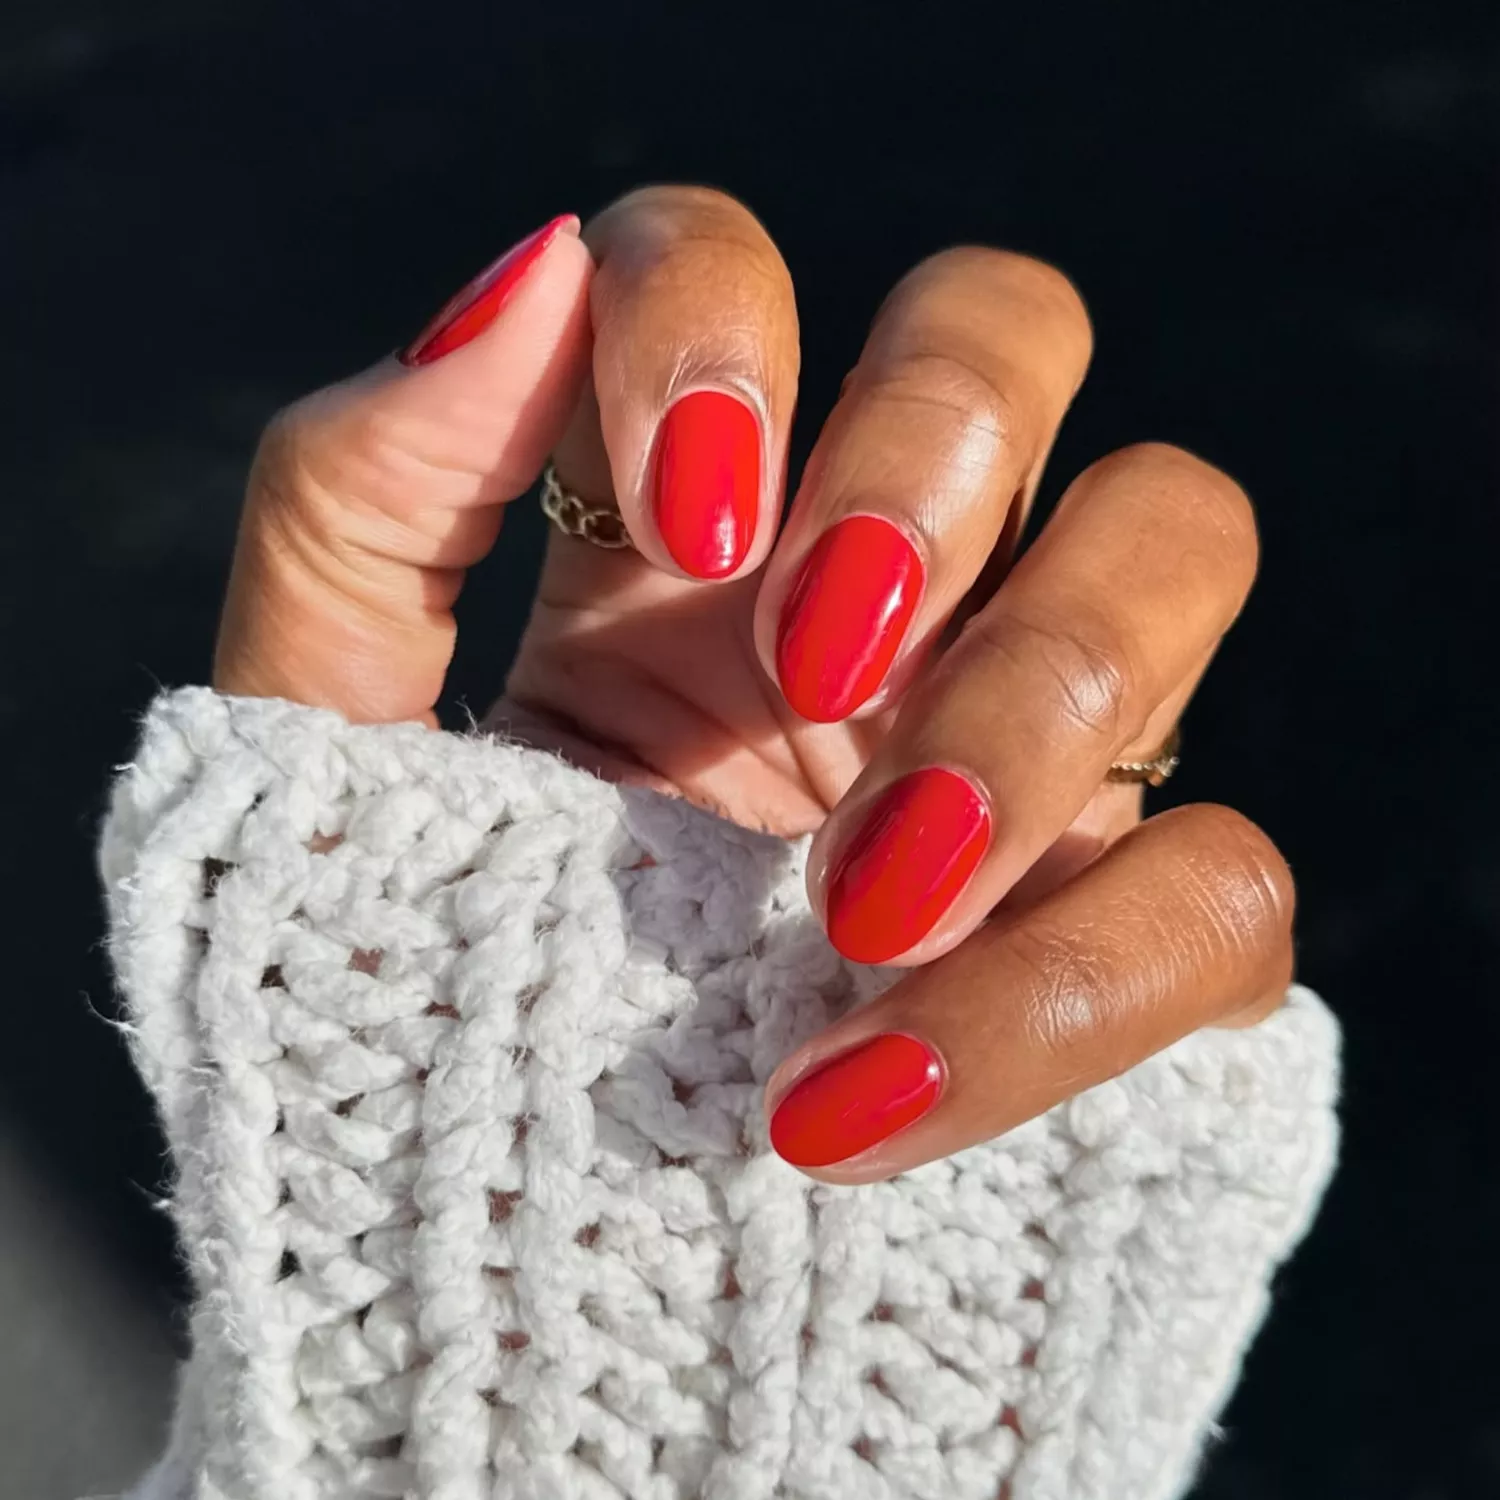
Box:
542 462 1179 782
540 463 635 550
1106 725 1182 786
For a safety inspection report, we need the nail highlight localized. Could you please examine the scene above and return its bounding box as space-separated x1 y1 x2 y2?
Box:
651 390 760 578
776 514 923 722
399 213 577 367
824 768 991 964
769 1033 944 1168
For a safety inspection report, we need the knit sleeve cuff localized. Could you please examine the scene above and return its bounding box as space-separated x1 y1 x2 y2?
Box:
103 688 1340 1500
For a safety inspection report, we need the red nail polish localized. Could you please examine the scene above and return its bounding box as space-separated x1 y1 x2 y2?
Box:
399 214 577 367
770 1034 944 1167
651 390 760 578
776 514 924 722
825 768 991 964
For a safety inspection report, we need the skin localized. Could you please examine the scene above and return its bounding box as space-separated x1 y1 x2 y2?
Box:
217 186 1294 1187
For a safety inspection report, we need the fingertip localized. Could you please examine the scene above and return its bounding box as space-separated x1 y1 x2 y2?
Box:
399 213 590 368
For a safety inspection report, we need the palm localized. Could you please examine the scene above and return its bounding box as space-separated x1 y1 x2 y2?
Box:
505 539 892 838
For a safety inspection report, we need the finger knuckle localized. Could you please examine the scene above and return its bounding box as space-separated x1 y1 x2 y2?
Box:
968 605 1136 747
599 186 785 287
875 347 1022 446
252 400 320 506
251 395 386 568
851 354 1025 509
999 252 1093 339
1005 922 1124 1060
1168 803 1296 949
906 246 1093 343
1090 441 1260 585
613 183 762 231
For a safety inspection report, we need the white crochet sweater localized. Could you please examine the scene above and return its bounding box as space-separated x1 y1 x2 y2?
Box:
100 689 1340 1500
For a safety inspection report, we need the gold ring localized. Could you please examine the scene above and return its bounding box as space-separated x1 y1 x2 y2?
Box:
543 464 1180 783
540 463 635 550
1107 725 1182 786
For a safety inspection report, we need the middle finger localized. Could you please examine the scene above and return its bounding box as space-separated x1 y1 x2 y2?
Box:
808 441 1260 965
754 245 1093 724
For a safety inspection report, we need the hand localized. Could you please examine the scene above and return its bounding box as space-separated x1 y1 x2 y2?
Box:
216 187 1293 1183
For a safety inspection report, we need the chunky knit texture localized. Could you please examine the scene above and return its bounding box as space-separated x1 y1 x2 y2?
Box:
102 689 1339 1500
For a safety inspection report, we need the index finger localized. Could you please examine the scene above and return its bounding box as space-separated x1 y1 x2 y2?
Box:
217 217 594 724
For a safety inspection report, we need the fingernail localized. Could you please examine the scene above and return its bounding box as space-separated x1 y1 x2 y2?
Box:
651 390 761 578
776 514 924 722
399 213 578 367
770 1033 944 1167
825 768 991 964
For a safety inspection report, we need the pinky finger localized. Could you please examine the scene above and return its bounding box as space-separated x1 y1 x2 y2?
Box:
765 803 1295 1182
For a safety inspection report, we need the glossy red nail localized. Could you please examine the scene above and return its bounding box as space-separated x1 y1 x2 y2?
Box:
770 1033 944 1167
651 390 761 578
776 514 924 722
825 768 991 964
399 214 577 367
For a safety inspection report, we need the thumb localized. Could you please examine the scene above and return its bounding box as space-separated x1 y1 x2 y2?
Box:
216 215 593 725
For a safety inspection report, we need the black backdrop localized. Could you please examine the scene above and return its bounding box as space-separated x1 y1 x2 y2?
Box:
4 2 1497 1495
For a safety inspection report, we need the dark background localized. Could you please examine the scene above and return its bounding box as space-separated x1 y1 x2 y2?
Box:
3 2 1496 1496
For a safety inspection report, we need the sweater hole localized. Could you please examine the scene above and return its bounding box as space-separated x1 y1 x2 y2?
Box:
277 1249 300 1281
498 1330 531 1352
307 831 343 855
489 1190 523 1223
852 1436 875 1463
201 857 235 898
348 947 383 976
575 1223 601 1249
1021 1278 1045 1301
259 964 286 990
1000 1404 1023 1436
721 1267 741 1302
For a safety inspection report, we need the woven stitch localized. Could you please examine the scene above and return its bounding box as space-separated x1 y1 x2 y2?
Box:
101 689 1340 1500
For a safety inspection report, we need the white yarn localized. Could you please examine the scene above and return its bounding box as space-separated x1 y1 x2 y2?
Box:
100 688 1340 1500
